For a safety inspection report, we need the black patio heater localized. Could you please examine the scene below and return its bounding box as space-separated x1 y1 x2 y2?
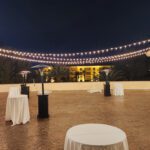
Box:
20 70 30 98
103 69 111 96
31 65 50 119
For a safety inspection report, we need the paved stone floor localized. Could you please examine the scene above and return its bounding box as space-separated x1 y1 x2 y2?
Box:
0 90 150 150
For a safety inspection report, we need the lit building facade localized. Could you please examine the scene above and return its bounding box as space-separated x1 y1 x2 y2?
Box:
69 65 111 82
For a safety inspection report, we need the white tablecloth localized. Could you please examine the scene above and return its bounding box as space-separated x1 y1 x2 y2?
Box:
5 95 30 126
64 124 129 150
113 83 124 96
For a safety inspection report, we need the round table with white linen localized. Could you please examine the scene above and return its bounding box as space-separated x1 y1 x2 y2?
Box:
113 83 124 96
64 124 129 150
5 95 30 126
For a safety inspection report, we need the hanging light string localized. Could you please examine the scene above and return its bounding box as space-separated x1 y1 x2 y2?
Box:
0 47 149 65
0 45 150 62
0 45 149 62
0 39 150 58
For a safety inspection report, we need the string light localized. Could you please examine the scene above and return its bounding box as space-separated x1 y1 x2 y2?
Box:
0 39 150 58
0 47 150 62
0 47 149 65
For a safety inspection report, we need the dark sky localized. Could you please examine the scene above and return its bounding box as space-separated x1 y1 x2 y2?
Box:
0 0 150 53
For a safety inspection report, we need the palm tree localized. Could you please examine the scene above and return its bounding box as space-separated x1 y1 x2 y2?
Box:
0 57 31 83
99 68 127 81
108 70 127 81
49 66 69 82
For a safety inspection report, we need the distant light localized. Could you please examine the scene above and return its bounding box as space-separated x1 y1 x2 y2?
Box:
145 50 150 57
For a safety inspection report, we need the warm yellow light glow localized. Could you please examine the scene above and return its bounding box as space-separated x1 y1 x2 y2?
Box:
145 50 150 57
69 65 111 82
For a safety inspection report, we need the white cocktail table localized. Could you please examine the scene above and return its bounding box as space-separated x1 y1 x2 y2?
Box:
5 95 30 126
64 124 129 150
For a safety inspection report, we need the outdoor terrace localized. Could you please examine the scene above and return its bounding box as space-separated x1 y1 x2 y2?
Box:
0 89 150 150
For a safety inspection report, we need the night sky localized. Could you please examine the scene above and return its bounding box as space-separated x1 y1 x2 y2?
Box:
0 0 150 53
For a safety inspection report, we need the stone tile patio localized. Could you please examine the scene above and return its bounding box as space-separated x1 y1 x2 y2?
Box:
0 90 150 150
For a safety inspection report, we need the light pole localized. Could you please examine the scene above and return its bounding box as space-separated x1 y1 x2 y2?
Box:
31 65 50 118
39 69 45 95
103 69 111 96
19 70 30 98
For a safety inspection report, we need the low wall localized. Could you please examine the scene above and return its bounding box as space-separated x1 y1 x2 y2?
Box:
0 81 150 92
